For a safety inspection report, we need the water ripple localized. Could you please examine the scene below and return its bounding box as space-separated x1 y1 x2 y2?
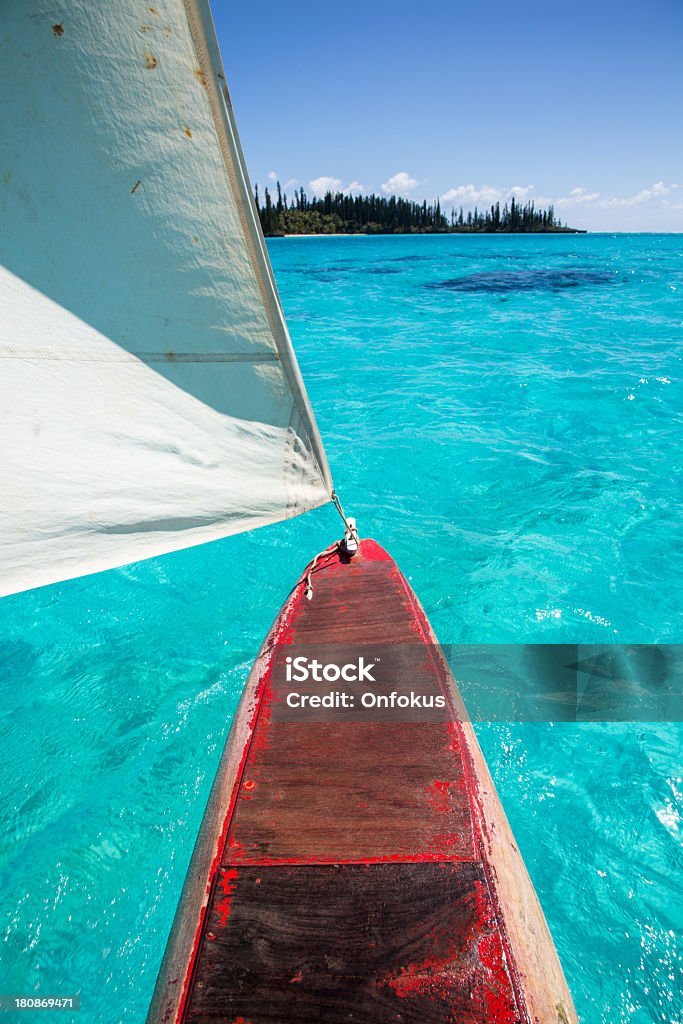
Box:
1 233 681 1024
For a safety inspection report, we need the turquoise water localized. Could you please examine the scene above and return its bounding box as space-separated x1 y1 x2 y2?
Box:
1 233 681 1022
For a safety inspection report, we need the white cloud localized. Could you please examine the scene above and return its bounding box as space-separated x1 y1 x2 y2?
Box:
346 180 365 194
440 183 535 206
508 184 535 200
599 182 676 208
552 182 680 211
441 184 503 205
281 177 299 191
552 184 679 209
556 187 601 207
309 175 343 196
267 170 277 182
381 171 419 195
435 179 683 229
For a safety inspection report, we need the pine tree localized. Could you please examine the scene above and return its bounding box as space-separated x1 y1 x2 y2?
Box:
252 183 573 236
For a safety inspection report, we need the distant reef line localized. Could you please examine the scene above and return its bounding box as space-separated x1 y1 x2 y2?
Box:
255 184 586 236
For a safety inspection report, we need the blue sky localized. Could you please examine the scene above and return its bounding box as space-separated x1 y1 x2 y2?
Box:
213 0 683 231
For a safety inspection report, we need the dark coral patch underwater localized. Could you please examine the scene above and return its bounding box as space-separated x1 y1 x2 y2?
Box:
427 268 616 293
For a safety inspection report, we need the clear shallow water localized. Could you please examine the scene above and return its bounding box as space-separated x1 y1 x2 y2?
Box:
1 233 681 1022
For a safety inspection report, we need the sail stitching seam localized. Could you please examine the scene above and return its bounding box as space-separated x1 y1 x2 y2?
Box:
0 349 279 363
283 410 298 518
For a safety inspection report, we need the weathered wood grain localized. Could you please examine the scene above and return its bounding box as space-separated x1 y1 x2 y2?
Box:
185 862 522 1024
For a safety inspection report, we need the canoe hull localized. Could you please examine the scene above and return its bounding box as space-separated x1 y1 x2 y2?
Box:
148 539 577 1024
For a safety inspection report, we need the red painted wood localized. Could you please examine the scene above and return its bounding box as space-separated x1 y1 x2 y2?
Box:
179 539 527 1023
185 863 521 1024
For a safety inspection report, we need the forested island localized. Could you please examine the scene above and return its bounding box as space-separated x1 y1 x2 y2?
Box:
255 184 584 236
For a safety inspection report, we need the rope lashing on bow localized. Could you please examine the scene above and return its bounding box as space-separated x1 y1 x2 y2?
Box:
303 491 360 600
303 542 340 600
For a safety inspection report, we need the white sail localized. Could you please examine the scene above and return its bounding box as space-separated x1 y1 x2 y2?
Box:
0 0 332 598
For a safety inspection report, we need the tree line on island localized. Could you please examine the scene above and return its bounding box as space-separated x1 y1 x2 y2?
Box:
254 183 583 235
